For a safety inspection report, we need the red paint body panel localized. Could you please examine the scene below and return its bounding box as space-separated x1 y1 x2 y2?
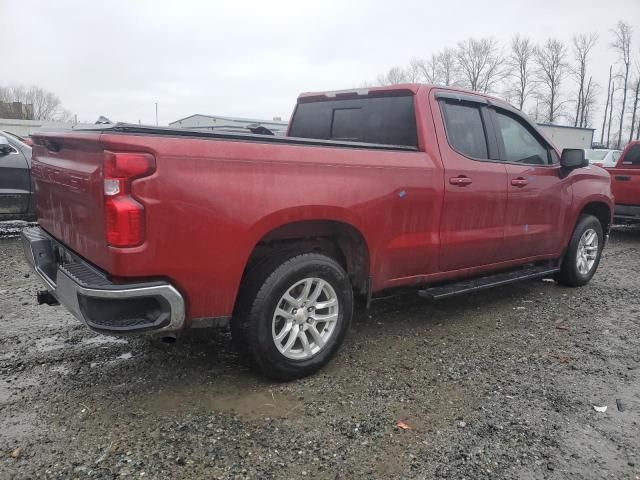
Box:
30 85 614 326
607 141 640 206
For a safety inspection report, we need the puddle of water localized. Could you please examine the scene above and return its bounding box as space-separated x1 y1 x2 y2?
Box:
82 335 128 346
141 387 302 420
50 364 70 375
35 336 68 353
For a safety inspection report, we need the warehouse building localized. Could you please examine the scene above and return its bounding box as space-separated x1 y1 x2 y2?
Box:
537 123 595 151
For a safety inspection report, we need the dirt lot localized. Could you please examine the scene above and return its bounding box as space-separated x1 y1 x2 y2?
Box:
1 224 639 479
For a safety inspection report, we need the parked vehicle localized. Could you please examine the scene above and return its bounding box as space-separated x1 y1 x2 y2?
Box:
0 131 35 221
606 141 640 224
585 148 622 168
22 84 613 379
4 131 34 147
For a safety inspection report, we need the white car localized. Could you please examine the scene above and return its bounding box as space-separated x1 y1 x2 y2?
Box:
585 149 622 168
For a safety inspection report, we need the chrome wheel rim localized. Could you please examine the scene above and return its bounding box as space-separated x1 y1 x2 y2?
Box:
576 228 598 275
271 277 339 360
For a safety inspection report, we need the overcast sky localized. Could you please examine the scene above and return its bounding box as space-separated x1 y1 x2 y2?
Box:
2 0 639 130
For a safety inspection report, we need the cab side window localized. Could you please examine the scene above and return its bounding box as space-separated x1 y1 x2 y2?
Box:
622 144 640 166
494 110 550 165
440 102 489 160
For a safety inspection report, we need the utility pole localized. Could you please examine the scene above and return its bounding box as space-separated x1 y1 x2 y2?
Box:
155 102 158 126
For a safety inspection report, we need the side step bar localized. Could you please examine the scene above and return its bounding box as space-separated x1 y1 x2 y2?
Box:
418 265 559 300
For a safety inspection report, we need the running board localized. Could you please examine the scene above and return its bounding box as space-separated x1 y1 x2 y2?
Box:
418 265 559 300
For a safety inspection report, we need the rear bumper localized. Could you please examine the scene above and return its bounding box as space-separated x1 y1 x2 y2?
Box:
21 226 185 335
614 204 640 223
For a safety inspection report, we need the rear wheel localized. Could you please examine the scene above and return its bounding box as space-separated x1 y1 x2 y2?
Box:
233 251 353 380
556 214 603 287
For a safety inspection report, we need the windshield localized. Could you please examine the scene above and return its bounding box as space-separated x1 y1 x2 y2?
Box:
586 149 608 162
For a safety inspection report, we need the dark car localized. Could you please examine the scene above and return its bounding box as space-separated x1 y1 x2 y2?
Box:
0 131 35 221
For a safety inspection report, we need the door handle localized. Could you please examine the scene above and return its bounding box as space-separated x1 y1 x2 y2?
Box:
449 176 473 186
511 177 529 187
615 175 631 181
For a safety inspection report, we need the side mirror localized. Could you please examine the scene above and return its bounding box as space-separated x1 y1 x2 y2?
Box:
0 136 13 155
560 148 588 170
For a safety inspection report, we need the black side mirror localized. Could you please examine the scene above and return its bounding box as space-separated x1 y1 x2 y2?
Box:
0 136 13 155
560 148 588 170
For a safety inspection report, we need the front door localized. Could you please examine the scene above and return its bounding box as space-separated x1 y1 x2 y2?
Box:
433 93 508 272
609 142 640 206
490 108 571 260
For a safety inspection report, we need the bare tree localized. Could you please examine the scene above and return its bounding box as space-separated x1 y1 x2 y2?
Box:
456 37 505 93
411 55 439 84
607 83 616 147
0 84 67 121
534 38 569 123
630 70 640 143
507 35 536 110
612 21 632 149
376 66 411 86
438 48 458 86
601 66 613 144
581 76 599 128
571 33 598 127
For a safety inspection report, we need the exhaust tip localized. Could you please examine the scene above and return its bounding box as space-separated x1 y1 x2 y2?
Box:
161 335 177 344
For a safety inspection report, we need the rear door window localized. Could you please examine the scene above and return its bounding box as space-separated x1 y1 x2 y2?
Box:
289 95 417 147
440 102 489 159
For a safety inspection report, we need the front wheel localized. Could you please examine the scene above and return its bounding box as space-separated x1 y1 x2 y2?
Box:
233 252 353 380
556 214 604 287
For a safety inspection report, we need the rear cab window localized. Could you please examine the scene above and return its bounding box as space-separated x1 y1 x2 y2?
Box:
288 94 418 147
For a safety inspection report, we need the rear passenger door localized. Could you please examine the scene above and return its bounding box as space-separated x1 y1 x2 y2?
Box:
433 92 508 271
489 107 571 260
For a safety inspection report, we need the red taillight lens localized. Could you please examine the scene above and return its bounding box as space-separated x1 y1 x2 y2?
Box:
104 152 155 180
105 196 145 247
104 151 155 248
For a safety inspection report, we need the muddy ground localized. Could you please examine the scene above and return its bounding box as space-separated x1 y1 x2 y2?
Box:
1 223 639 479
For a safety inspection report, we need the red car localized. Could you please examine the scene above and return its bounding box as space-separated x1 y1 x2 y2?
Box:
606 141 640 223
22 84 613 379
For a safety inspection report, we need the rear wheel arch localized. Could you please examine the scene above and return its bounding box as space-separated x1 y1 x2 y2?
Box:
239 219 370 298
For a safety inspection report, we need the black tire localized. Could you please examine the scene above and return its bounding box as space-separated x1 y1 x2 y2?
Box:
556 214 604 287
232 251 353 380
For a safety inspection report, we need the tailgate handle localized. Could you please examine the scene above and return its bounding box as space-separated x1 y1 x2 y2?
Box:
511 177 529 187
615 175 631 181
449 176 473 187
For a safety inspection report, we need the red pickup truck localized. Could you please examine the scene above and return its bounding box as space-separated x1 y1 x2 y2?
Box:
607 141 640 223
22 84 613 379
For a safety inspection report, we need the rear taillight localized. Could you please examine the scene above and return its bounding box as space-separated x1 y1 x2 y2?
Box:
103 151 155 247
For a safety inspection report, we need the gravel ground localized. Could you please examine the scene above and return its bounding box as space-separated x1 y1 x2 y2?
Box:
1 223 639 479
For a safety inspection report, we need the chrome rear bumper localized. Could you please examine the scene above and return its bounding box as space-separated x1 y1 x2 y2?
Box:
21 226 185 335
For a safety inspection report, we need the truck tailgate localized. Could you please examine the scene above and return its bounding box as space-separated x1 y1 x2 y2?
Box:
31 133 110 269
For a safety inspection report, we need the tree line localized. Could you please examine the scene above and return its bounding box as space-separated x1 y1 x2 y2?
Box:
0 85 72 122
372 21 640 149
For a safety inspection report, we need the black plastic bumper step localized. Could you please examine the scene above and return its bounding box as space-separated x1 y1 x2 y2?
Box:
418 265 559 300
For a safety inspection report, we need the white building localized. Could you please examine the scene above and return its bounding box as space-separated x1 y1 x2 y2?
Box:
0 118 94 137
537 123 594 151
169 114 289 136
